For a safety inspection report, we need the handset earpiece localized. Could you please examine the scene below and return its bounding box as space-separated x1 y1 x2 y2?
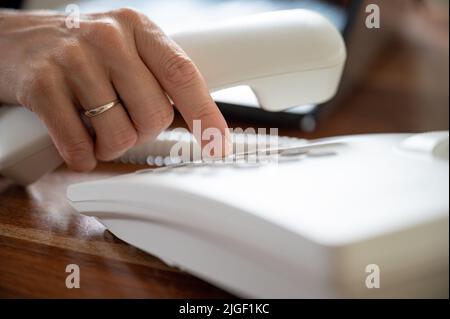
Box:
171 9 346 111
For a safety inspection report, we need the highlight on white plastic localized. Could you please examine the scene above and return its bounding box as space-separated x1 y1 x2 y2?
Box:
171 9 347 111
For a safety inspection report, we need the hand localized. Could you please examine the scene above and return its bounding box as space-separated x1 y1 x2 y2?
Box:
0 8 229 171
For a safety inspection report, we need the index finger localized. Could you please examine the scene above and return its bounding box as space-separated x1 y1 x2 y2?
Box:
133 19 230 156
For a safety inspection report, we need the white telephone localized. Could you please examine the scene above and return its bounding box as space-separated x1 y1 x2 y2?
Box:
68 132 449 298
1 10 449 298
0 9 345 185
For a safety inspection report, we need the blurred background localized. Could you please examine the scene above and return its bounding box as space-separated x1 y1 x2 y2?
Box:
5 0 449 135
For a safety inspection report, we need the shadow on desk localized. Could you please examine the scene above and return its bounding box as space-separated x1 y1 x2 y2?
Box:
0 165 233 298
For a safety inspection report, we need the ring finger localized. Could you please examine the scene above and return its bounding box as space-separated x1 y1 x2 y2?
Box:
68 61 138 161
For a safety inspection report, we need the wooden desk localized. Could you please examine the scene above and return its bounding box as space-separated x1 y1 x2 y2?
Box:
0 10 448 298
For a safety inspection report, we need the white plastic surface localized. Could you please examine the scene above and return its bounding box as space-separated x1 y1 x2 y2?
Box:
67 133 450 298
400 131 449 160
171 9 346 111
0 106 63 185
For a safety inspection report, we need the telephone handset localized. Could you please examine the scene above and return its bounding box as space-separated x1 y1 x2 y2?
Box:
0 9 346 185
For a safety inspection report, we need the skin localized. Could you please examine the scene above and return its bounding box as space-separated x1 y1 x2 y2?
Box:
0 8 229 171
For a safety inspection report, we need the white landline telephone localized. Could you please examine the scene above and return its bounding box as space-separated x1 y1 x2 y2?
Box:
1 10 449 298
0 9 345 185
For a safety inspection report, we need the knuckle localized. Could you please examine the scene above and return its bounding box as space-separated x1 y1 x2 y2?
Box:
135 107 174 136
83 17 129 61
55 40 86 71
62 139 94 164
92 19 121 38
114 7 145 23
103 126 138 155
18 64 58 106
192 101 217 121
162 53 198 88
83 19 125 52
28 66 56 92
158 107 175 129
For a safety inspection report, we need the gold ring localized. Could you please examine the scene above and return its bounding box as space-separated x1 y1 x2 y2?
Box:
84 99 120 118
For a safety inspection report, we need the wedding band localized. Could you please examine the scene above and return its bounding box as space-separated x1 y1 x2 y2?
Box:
84 99 120 118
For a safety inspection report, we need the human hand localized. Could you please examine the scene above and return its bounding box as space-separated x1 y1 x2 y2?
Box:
0 8 229 171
